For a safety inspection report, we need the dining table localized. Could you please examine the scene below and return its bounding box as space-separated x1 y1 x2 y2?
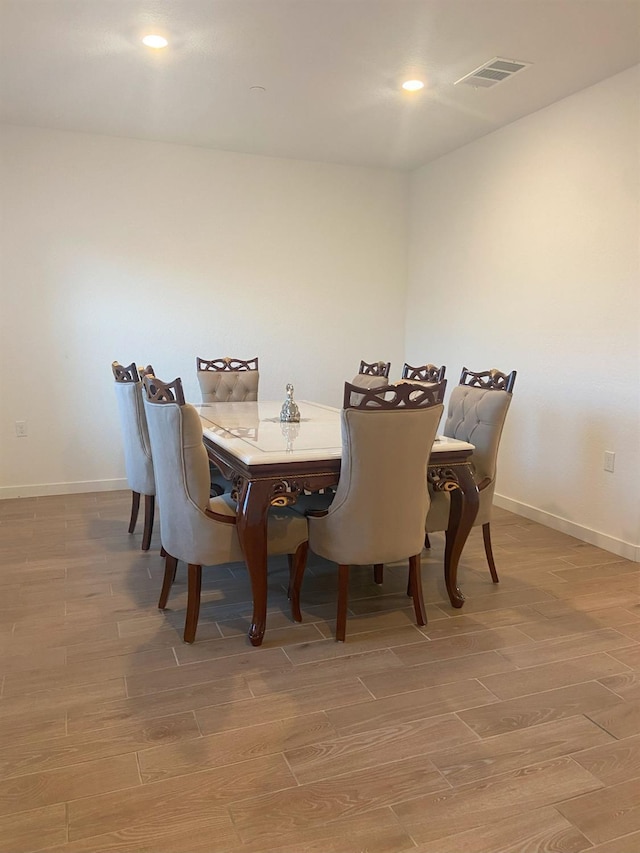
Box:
197 399 479 645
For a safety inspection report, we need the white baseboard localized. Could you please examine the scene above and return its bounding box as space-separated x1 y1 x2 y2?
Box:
495 493 640 563
0 479 128 500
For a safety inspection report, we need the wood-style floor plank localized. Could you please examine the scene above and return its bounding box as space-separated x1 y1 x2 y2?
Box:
0 712 201 779
138 712 335 782
285 713 478 784
556 778 640 845
585 697 640 739
429 715 613 786
228 757 449 845
392 756 602 844
573 731 640 786
325 678 497 736
225 807 416 853
457 682 625 738
0 753 140 818
410 806 592 853
68 755 295 842
0 804 68 853
477 652 631 699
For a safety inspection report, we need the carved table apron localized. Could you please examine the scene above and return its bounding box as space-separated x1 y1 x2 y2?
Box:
199 402 478 646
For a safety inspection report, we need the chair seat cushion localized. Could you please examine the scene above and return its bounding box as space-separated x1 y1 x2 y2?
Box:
208 493 238 517
209 493 308 554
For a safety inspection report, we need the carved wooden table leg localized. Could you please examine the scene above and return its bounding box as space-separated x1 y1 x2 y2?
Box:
236 478 273 646
443 464 479 608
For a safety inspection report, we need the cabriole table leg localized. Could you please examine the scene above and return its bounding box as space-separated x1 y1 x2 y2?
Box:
236 478 272 646
443 464 479 608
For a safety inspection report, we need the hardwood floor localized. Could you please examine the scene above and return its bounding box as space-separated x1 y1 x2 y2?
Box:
0 491 639 852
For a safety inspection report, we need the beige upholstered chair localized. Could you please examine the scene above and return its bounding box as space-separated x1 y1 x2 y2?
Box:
348 360 391 405
196 357 259 403
196 357 259 496
112 361 155 551
426 367 517 582
142 374 308 644
291 381 444 641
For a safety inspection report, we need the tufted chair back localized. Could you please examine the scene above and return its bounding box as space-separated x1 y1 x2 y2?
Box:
196 357 259 403
310 385 443 566
444 384 512 489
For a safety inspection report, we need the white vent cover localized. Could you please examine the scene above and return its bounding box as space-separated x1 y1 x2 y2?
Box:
455 57 532 88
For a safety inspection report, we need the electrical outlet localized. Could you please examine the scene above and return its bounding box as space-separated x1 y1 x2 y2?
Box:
604 451 615 473
15 420 28 438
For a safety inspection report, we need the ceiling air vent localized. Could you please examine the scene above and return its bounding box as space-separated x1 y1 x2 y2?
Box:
455 57 532 88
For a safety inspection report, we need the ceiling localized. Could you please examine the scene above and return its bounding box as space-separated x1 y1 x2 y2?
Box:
1 0 639 170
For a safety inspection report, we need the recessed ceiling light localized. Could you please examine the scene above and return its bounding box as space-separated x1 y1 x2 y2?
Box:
402 79 425 92
142 34 168 49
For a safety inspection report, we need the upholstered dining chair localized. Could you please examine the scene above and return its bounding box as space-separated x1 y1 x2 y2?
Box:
112 361 155 551
348 360 391 405
142 373 308 644
196 356 259 495
290 381 444 641
196 356 259 403
425 367 517 582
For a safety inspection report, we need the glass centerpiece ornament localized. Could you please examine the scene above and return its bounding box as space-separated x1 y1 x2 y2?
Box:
279 383 300 423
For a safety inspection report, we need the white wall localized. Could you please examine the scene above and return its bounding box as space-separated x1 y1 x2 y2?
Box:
0 126 409 495
406 65 640 559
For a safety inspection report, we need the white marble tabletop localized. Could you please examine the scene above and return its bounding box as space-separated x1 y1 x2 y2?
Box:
197 400 474 466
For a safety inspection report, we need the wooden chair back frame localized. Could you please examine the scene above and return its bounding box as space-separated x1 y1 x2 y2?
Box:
402 362 446 383
112 362 139 383
343 381 445 410
459 367 517 393
196 357 259 372
358 360 391 378
142 374 186 405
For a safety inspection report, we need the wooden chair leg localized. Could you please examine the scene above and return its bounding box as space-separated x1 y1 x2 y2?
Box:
483 522 499 583
408 554 427 626
373 563 384 584
141 494 155 551
183 564 202 644
287 553 293 599
424 533 431 550
288 541 309 623
336 564 349 642
128 491 140 534
158 554 178 609
160 546 166 558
